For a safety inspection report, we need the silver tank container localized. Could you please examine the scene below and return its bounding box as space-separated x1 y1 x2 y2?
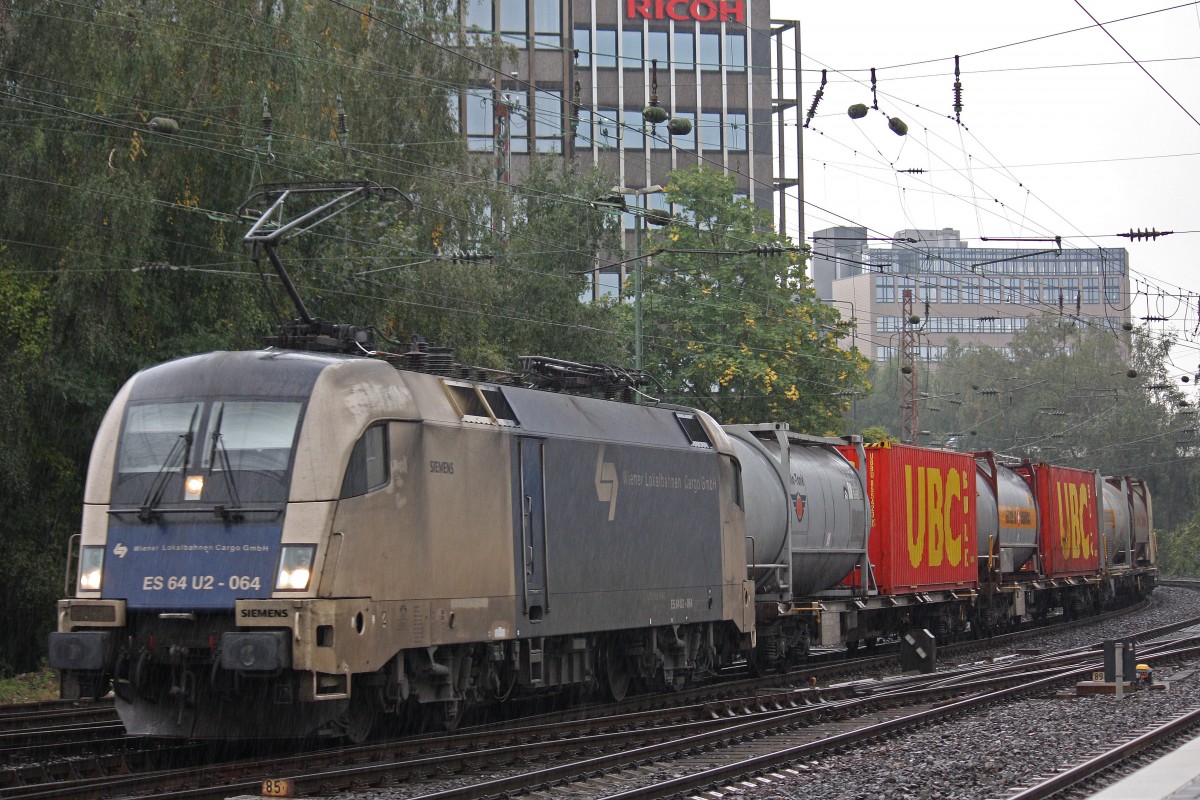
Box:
724 424 868 597
974 456 1038 573
1101 477 1133 566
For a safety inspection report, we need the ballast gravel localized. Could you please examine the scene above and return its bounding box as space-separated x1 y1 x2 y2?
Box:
729 585 1200 800
328 586 1200 800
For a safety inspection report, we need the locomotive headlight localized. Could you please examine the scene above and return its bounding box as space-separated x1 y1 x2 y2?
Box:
78 546 105 593
184 474 205 499
276 545 316 591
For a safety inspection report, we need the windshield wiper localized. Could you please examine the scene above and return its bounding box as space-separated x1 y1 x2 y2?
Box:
206 405 245 521
139 405 198 522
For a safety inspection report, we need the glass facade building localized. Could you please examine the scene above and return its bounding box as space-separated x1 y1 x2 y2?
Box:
457 0 799 299
827 228 1133 364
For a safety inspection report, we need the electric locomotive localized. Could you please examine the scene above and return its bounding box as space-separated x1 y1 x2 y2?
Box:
49 349 755 739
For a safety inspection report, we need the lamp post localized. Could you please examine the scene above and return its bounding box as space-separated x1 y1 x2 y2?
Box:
611 185 664 375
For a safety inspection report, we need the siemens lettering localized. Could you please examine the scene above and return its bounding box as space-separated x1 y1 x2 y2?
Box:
626 0 744 23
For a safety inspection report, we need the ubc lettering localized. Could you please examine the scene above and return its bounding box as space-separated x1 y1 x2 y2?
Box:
905 465 969 569
626 0 745 23
1056 480 1094 562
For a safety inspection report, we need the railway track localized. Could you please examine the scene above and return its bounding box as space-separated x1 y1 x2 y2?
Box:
998 704 1200 799
5 602 1194 800
0 594 1185 800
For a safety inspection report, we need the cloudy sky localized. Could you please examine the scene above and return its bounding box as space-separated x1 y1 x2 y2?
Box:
770 0 1200 378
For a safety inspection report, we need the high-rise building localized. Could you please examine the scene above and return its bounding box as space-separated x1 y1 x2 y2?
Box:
457 0 801 298
829 229 1133 363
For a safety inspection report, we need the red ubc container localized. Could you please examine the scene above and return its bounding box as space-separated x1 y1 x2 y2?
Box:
839 443 978 594
1019 463 1102 578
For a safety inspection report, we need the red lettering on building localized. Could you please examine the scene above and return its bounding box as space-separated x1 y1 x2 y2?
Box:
627 0 744 22
719 0 744 22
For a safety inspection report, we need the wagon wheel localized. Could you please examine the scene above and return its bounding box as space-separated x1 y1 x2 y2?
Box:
602 643 631 702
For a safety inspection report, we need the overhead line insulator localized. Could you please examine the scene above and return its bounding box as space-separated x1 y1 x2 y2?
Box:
804 69 827 129
1118 228 1174 241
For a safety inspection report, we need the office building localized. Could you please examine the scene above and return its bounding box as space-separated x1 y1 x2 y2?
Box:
829 228 1132 363
458 0 802 298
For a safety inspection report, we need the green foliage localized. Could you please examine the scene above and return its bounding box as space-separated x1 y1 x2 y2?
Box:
0 1 493 672
858 425 898 445
0 668 59 703
1157 521 1200 578
639 166 869 431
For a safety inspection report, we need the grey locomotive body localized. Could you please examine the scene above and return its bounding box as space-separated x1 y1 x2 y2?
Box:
50 350 754 738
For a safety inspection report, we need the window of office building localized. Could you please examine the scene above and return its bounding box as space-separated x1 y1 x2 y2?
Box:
465 88 493 152
533 0 560 48
942 277 958 303
465 0 491 31
1082 277 1100 304
595 108 619 148
1003 278 1021 303
725 32 745 71
534 90 562 152
622 29 642 67
875 277 895 303
595 28 617 67
1104 277 1123 304
982 281 1001 304
698 32 720 70
674 30 694 69
573 28 591 66
918 280 937 303
621 108 644 149
498 0 525 45
1024 279 1040 304
648 29 669 63
699 111 721 150
1062 278 1079 306
727 112 747 151
961 277 979 304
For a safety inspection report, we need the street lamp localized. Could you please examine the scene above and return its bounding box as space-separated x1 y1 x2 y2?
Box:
611 185 665 376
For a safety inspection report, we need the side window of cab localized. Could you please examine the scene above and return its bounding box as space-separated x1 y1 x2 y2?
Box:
340 423 389 498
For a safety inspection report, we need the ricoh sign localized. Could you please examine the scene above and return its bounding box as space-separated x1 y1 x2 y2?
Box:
626 0 745 23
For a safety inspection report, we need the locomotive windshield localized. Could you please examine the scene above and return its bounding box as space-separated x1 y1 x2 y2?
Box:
111 398 304 508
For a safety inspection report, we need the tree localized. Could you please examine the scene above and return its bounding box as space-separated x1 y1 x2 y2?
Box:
0 0 494 672
638 166 869 431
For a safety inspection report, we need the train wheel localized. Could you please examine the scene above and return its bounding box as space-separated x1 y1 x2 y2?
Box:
603 644 630 702
339 692 378 744
423 698 465 732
